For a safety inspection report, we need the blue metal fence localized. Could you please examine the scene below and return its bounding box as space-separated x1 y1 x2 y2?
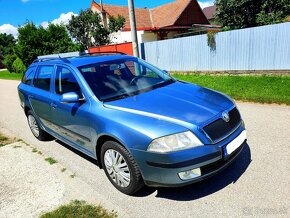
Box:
141 22 290 71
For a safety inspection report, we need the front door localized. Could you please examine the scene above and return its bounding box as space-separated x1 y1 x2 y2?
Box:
50 65 93 155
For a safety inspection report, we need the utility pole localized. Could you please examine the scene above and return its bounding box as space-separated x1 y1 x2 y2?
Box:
128 0 139 57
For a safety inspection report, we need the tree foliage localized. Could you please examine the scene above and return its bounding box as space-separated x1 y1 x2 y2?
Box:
15 22 78 67
215 0 262 29
0 33 16 59
215 0 290 29
12 57 26 74
257 0 290 25
67 9 125 50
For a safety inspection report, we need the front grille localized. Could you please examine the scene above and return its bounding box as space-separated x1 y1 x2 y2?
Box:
203 107 241 142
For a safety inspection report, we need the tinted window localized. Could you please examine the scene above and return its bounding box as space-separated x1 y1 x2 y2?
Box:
55 66 82 96
34 66 53 91
22 66 36 85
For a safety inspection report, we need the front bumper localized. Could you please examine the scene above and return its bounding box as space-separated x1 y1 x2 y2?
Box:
130 125 246 187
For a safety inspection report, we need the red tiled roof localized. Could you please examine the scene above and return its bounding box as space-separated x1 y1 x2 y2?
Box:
91 2 152 29
150 0 192 27
90 0 209 30
202 5 216 20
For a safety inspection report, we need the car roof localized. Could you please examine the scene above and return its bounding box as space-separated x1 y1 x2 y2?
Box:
31 54 136 68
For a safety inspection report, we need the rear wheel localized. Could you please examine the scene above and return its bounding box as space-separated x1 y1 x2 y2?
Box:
101 141 144 195
27 110 52 141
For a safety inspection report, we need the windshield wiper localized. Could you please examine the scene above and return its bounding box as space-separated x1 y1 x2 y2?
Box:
102 94 130 102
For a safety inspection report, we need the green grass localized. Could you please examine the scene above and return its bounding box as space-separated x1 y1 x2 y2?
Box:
172 74 290 105
32 148 38 153
40 200 117 218
45 157 58 165
0 134 9 147
0 135 8 142
0 70 23 80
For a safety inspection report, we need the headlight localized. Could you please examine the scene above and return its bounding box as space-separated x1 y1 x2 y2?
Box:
147 131 203 153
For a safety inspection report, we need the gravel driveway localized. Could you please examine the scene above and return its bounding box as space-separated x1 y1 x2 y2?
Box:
0 79 289 218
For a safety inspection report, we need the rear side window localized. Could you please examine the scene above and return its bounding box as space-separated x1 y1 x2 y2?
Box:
22 66 36 85
33 66 54 91
55 66 82 96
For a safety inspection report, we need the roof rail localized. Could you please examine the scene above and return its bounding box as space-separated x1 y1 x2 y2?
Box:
32 57 71 64
33 51 126 63
84 51 126 56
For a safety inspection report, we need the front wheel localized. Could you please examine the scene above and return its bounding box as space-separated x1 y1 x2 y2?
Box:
27 110 52 141
101 141 144 195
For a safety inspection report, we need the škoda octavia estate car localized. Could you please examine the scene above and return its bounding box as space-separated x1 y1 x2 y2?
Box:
18 53 247 195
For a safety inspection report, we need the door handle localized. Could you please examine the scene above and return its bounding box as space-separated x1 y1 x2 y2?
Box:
50 103 57 109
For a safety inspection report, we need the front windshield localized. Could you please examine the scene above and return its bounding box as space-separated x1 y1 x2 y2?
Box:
78 58 175 101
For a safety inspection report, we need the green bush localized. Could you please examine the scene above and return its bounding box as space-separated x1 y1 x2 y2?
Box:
12 57 26 74
3 54 17 73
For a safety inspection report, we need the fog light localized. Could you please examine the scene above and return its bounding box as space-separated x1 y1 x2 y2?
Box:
178 168 201 180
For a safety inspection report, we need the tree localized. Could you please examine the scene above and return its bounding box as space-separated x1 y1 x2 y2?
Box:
67 9 125 50
15 22 78 66
46 24 78 53
215 0 290 29
215 0 262 29
0 33 16 59
257 0 290 25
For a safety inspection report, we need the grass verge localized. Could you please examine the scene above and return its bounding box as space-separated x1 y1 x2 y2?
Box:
40 200 117 218
172 74 290 105
0 70 23 80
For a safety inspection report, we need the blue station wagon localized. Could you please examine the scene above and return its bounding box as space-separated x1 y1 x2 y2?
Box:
18 53 247 195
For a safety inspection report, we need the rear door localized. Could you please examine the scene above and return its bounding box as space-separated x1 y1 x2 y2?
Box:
29 65 54 129
49 65 93 155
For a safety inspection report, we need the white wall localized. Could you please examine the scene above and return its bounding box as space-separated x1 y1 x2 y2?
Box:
143 22 290 71
110 30 158 44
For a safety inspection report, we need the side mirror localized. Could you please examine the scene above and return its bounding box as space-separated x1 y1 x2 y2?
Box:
60 92 83 103
162 70 170 75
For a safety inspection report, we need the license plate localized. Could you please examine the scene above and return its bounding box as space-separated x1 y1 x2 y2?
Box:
225 130 247 156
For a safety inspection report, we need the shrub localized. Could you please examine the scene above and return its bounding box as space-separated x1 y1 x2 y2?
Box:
12 57 26 74
3 54 17 73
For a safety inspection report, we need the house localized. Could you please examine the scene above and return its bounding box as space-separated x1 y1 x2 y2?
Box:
90 0 209 44
202 5 217 24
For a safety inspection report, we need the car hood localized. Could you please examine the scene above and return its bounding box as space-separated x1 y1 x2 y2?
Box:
104 81 234 128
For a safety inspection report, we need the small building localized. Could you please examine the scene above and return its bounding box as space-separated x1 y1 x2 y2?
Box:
202 5 217 24
90 0 209 44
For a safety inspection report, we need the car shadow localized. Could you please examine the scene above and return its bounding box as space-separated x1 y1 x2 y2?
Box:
136 143 252 201
55 139 99 166
54 139 251 201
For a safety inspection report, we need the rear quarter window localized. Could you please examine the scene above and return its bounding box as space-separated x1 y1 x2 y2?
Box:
33 65 54 91
22 66 36 85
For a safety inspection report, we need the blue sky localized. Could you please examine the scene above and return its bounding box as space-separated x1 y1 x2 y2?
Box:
0 0 213 37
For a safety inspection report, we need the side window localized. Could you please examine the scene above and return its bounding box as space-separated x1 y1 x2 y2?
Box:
22 66 36 85
33 66 53 91
55 66 82 96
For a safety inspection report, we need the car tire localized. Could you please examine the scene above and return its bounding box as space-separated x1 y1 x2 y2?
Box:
101 141 144 195
27 110 52 141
